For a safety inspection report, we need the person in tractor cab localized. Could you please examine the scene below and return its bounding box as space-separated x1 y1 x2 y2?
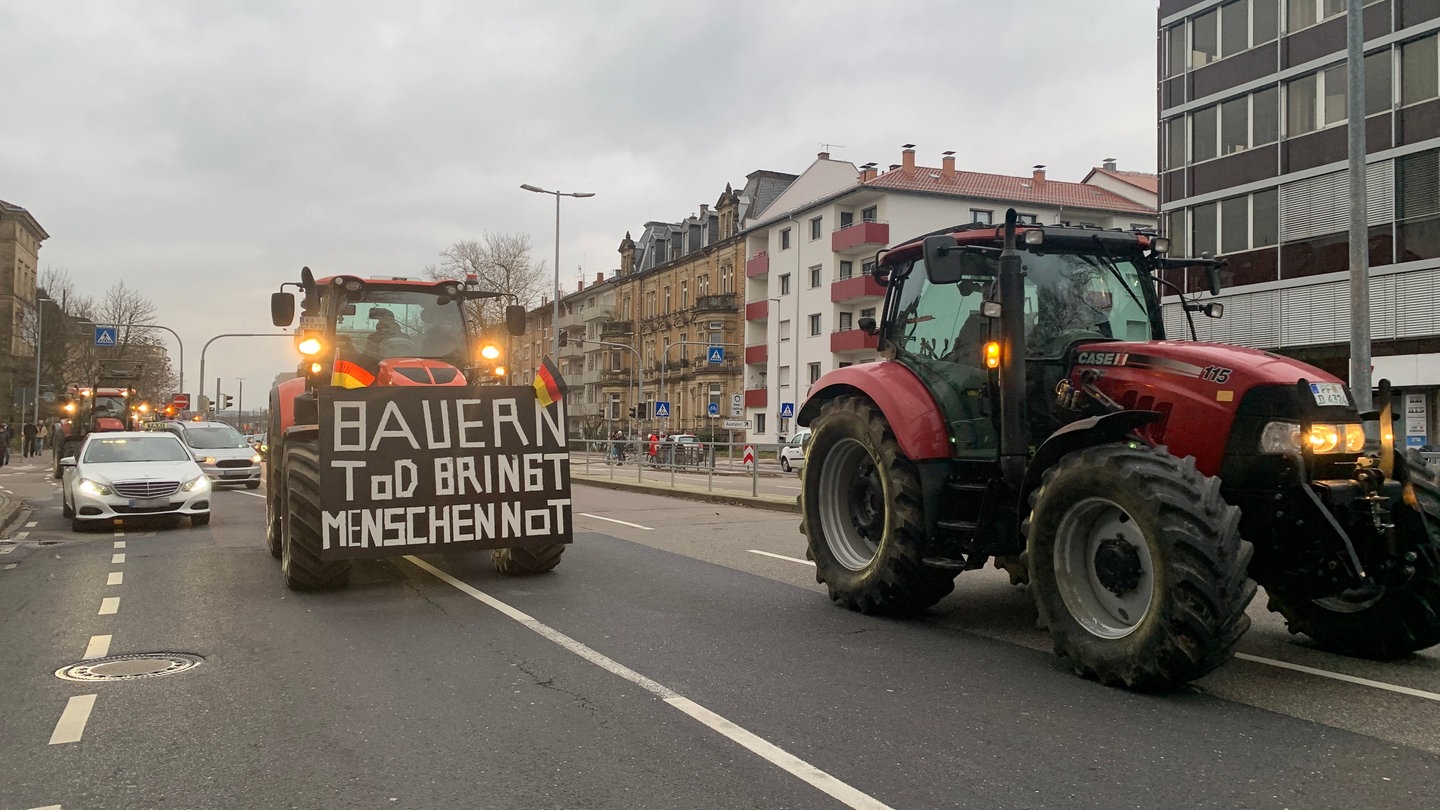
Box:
363 308 418 359
419 306 465 359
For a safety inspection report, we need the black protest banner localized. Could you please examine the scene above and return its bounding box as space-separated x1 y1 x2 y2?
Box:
316 386 571 560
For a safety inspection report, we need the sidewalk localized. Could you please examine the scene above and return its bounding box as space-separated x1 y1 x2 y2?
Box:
569 456 800 514
0 457 39 537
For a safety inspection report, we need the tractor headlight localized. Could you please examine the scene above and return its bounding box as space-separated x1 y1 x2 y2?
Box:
1258 421 1365 454
297 336 324 356
78 478 113 496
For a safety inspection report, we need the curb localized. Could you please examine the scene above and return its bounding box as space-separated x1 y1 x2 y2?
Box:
572 475 800 514
0 491 30 537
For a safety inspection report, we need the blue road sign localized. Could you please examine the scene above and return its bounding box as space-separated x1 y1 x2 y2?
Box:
707 346 724 364
779 402 795 419
707 402 720 416
654 401 671 418
94 327 117 346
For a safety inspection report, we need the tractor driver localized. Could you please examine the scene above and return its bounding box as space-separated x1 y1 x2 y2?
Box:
419 307 465 358
363 308 418 359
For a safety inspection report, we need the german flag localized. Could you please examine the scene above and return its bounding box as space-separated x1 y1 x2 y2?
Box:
332 359 375 388
532 355 567 408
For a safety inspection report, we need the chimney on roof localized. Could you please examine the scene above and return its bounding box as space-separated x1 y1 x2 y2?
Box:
818 151 829 160
577 278 586 292
595 272 604 285
901 144 916 174
941 150 956 180
888 164 901 172
1032 164 1047 185
860 162 878 182
1102 157 1117 171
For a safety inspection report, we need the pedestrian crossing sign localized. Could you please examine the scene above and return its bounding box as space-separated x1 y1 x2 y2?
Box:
94 327 117 346
654 401 671 418
779 402 795 419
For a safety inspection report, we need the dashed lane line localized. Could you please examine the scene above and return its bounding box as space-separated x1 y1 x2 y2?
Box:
1235 653 1440 702
404 555 892 810
748 549 814 566
107 572 122 586
83 635 112 659
48 694 97 745
113 541 125 549
111 553 125 564
578 513 654 531
98 597 119 616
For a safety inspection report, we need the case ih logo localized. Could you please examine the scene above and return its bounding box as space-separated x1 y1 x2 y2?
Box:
1075 351 1129 366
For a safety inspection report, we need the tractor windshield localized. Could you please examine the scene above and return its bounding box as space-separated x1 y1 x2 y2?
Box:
887 248 1161 364
333 291 467 363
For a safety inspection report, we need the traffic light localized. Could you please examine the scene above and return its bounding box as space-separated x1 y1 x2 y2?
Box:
220 394 234 410
628 407 636 418
558 332 567 348
635 402 648 420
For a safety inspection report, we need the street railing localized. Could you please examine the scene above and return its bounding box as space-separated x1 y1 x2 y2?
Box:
567 438 791 498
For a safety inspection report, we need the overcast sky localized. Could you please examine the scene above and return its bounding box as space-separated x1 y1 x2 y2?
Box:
1 0 1160 403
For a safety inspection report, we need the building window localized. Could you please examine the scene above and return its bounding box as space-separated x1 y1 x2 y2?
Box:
1164 118 1186 169
1017 213 1039 224
1193 104 1219 162
861 259 876 276
756 412 766 434
1193 201 1219 256
779 319 791 342
809 265 822 287
1398 148 1440 261
1253 86 1279 145
809 216 822 240
1401 34 1439 107
861 205 878 222
808 362 822 384
840 211 854 228
680 280 689 309
1286 64 1346 136
971 209 993 224
1220 96 1248 156
838 260 853 280
779 273 791 295
808 313 821 336
1366 49 1392 116
780 228 792 250
1221 195 1250 254
860 307 876 320
1165 210 1187 256
664 286 671 313
1192 8 1219 68
1163 23 1185 78
839 311 853 331
1254 188 1279 247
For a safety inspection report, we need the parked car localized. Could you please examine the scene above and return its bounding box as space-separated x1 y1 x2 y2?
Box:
152 420 263 488
654 434 704 466
61 431 211 531
779 428 812 473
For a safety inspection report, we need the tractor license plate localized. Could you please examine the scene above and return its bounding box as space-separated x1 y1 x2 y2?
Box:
1309 382 1349 407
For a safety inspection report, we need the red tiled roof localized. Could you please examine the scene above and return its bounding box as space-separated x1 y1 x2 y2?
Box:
863 165 1157 217
1086 167 1159 193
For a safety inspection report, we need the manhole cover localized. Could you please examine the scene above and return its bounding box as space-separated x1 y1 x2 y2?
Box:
56 652 204 682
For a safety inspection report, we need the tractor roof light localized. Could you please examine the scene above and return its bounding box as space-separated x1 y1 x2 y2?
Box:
297 336 324 356
1150 236 1171 254
493 365 507 377
308 362 323 375
1023 229 1045 246
480 344 501 361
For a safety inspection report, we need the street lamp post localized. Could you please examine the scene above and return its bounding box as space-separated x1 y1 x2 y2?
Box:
32 296 51 427
520 183 596 357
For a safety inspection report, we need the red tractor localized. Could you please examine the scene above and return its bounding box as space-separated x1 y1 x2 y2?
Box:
798 211 1440 689
267 267 572 591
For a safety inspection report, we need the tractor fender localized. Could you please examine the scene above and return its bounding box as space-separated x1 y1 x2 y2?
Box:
1019 410 1162 504
797 362 951 461
271 376 309 435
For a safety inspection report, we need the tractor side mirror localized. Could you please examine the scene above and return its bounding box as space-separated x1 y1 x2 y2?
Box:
858 317 878 336
1205 262 1223 296
505 304 527 337
923 235 965 284
271 292 296 327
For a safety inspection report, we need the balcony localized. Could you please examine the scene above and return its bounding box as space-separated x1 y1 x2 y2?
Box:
693 293 738 314
744 299 769 321
745 251 770 277
831 328 879 354
830 274 885 302
583 305 616 323
831 221 890 254
745 388 768 408
744 344 768 365
600 320 633 338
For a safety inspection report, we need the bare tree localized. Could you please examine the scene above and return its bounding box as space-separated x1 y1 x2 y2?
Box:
90 282 174 401
429 232 545 327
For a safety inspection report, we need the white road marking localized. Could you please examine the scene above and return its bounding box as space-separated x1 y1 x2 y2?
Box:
1235 653 1440 702
111 553 125 564
15 531 28 539
83 635 112 659
578 513 654 531
777 484 802 491
107 572 123 586
98 597 119 615
238 490 265 498
114 530 125 537
404 556 891 810
25 520 36 528
0 546 14 555
113 541 125 549
3 563 16 569
49 694 97 745
26 804 62 809
748 549 814 566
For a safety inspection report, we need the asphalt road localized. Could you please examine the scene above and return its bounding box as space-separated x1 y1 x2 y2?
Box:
2 459 1439 809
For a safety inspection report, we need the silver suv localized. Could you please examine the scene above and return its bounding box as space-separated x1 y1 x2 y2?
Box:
153 421 262 488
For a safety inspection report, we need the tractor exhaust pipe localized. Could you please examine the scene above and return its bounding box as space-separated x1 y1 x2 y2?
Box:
998 209 1028 486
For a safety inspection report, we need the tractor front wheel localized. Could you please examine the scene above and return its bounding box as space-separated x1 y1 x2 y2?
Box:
1266 449 1440 659
800 395 955 614
280 436 350 590
1027 444 1254 689
493 545 565 575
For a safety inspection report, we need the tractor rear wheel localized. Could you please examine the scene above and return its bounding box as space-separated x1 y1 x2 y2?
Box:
280 436 350 590
493 545 565 575
1027 444 1254 689
1266 449 1440 659
800 395 955 614
265 455 282 560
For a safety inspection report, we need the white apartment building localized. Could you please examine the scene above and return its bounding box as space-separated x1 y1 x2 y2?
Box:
739 147 1158 442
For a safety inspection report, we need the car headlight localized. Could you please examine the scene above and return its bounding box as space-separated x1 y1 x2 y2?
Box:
201 456 217 464
181 475 210 492
1258 421 1365 454
250 454 262 464
78 478 112 496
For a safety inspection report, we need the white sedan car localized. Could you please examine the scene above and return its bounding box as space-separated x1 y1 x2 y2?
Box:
779 428 812 474
61 431 212 532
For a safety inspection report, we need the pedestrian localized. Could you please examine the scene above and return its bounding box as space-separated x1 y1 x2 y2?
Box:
646 432 658 467
22 421 37 457
0 422 10 466
36 423 47 454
